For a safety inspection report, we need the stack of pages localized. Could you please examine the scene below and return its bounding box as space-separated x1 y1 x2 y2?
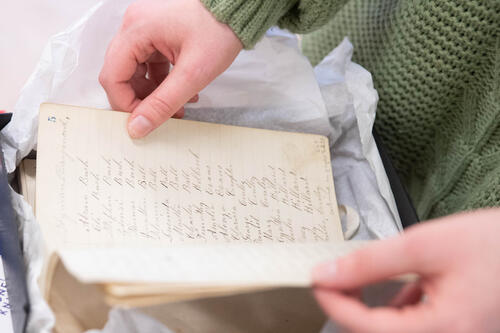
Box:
18 103 366 331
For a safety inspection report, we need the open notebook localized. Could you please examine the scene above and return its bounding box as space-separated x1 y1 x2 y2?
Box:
21 103 371 331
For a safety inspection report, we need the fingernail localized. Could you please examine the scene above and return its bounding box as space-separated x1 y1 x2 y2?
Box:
128 115 153 138
312 260 337 285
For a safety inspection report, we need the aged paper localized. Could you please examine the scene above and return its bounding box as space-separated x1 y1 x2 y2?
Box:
37 103 342 255
59 241 367 287
18 159 37 211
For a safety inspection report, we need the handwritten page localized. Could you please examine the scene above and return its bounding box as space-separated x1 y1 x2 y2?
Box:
37 104 342 254
0 256 14 333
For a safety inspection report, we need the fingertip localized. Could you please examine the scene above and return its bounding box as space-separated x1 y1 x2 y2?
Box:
312 288 329 314
314 286 433 333
102 81 141 114
312 288 353 321
127 114 154 138
313 287 333 305
312 260 338 286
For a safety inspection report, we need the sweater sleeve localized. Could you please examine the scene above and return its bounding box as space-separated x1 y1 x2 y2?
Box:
278 0 349 33
201 0 347 49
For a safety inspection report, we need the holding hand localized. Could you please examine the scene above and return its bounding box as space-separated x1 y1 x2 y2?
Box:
313 209 500 333
99 0 242 138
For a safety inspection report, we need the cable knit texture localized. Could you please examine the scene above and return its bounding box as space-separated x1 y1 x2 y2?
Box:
302 1 500 219
202 0 500 220
201 0 348 48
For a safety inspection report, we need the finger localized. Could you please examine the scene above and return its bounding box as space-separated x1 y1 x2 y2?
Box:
99 33 154 112
127 53 211 138
146 51 170 85
389 281 424 307
130 77 157 100
188 94 199 103
131 64 157 99
134 62 147 77
314 288 435 333
345 288 362 299
312 232 439 290
172 107 185 119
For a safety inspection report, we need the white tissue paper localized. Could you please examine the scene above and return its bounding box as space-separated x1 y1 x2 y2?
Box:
1 0 402 332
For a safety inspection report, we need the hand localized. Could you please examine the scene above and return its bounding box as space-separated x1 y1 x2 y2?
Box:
312 209 500 333
99 0 243 138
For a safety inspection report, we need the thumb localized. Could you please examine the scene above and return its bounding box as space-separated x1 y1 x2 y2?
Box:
312 230 438 290
127 58 206 138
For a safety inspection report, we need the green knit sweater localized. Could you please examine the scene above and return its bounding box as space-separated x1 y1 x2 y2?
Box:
202 0 500 220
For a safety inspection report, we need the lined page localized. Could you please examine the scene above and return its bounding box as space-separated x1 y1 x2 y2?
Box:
36 104 342 253
59 242 366 286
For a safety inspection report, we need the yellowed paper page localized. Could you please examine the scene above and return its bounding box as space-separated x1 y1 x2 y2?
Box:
103 285 272 307
139 288 327 333
58 241 367 286
104 283 266 298
19 159 36 210
36 103 342 255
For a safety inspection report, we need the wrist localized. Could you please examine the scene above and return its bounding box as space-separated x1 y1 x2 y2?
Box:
200 0 293 49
